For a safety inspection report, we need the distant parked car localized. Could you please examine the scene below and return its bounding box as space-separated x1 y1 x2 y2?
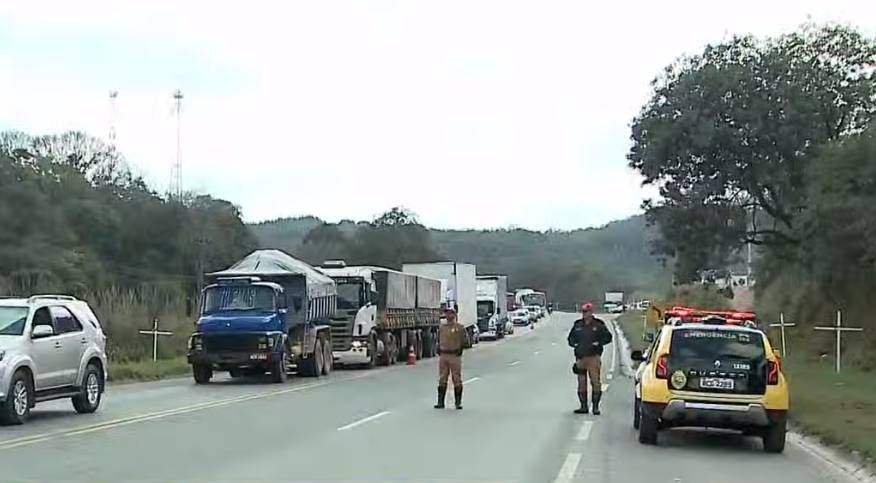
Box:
0 295 108 425
510 309 530 326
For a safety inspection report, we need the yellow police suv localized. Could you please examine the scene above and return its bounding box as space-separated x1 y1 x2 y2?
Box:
631 307 789 453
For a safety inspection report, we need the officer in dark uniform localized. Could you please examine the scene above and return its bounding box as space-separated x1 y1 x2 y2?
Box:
567 302 613 414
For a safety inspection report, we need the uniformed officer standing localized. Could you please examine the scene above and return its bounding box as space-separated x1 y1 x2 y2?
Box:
567 302 613 414
435 308 469 410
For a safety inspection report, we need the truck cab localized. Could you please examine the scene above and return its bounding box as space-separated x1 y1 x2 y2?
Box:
476 297 504 340
188 277 291 383
320 264 380 366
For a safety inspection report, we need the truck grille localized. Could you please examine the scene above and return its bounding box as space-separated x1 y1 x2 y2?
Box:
330 319 354 351
202 333 260 353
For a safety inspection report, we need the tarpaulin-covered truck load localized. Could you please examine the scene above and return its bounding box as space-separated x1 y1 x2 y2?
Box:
320 262 443 367
188 250 337 384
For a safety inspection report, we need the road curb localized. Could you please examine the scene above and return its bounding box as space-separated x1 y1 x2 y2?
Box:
788 432 876 483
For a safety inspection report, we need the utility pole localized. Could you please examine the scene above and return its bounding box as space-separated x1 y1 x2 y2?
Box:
108 90 119 145
170 89 184 200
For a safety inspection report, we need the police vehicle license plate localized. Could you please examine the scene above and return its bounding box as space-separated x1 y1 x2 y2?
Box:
700 377 734 390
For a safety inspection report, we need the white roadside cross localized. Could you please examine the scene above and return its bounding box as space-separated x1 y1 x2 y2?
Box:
813 310 864 374
139 317 174 362
769 313 796 355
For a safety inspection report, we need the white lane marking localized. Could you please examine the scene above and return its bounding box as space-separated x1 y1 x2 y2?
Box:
509 360 521 366
609 319 618 375
551 342 557 346
462 376 480 384
575 421 594 441
0 372 379 450
553 453 582 483
607 373 613 381
337 411 390 431
534 351 540 355
601 383 610 392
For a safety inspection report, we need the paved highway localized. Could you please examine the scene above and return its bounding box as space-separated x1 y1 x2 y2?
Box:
0 313 853 482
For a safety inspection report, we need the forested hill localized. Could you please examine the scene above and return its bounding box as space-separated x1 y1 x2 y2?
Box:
251 215 672 305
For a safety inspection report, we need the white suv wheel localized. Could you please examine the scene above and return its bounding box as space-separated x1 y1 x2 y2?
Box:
12 380 28 417
86 373 100 405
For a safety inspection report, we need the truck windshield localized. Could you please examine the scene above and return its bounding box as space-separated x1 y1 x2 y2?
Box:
522 294 545 306
477 301 494 317
336 281 364 309
0 307 27 336
203 285 276 314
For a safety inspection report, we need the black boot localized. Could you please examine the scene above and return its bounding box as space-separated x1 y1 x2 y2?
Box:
592 391 602 415
574 392 589 414
454 387 463 410
434 385 447 409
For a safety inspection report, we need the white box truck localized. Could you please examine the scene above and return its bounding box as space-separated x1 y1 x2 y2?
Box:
402 262 478 344
476 275 509 340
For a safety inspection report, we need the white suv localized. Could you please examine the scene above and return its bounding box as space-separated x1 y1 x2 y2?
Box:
0 295 108 424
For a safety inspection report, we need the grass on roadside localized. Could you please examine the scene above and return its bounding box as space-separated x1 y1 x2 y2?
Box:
108 356 190 383
615 310 653 352
784 357 876 461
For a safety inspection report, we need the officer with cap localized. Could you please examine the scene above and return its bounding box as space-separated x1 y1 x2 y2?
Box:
435 307 469 410
567 302 613 414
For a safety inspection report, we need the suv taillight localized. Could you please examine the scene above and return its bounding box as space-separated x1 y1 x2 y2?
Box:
656 354 669 379
767 360 780 385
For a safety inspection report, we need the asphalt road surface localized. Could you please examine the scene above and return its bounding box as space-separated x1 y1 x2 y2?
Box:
0 313 854 483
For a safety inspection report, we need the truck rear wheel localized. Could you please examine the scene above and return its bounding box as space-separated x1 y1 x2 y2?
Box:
421 330 434 358
377 333 392 366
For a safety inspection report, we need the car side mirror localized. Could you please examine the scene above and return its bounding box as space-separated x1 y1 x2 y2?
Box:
643 332 655 343
630 350 645 362
32 325 55 339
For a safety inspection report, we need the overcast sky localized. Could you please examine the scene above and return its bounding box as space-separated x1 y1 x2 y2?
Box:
1 1 873 230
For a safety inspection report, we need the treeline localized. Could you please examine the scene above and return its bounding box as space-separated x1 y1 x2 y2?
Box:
253 210 672 307
0 131 255 295
0 131 255 360
628 23 876 367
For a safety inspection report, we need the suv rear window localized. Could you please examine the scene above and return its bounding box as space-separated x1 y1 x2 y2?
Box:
671 328 765 361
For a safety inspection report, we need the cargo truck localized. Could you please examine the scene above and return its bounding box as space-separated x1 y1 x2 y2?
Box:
187 250 336 384
476 275 509 340
320 261 442 367
515 289 548 318
402 262 478 345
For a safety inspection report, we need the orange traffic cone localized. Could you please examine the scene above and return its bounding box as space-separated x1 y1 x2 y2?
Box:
407 346 417 365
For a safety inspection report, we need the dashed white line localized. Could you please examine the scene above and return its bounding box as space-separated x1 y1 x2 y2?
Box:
534 351 540 355
462 376 480 384
337 411 390 431
509 360 521 366
552 453 582 483
601 383 610 392
575 421 594 441
551 342 557 346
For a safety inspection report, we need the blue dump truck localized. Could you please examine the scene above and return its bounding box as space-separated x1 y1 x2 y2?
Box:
186 250 337 384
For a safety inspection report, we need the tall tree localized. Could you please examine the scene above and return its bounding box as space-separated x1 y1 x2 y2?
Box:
628 24 876 279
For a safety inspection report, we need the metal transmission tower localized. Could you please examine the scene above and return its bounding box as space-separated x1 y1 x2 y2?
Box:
108 90 119 145
169 89 184 200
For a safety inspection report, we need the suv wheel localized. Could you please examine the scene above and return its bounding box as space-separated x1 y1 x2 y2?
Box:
72 364 103 414
1 370 32 425
762 420 786 453
638 407 658 445
193 364 213 384
633 396 641 430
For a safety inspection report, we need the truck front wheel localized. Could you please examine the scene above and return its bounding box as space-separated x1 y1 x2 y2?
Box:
270 354 288 383
193 364 212 384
